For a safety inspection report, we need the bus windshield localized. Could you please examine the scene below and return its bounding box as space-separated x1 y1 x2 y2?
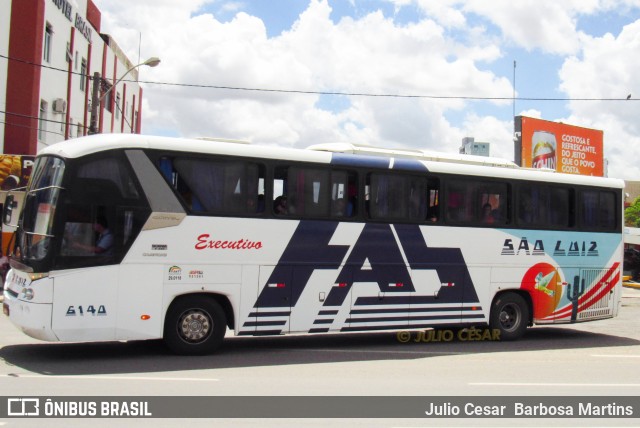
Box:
16 156 65 262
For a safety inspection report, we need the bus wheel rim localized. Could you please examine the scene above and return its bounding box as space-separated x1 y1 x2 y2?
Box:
498 303 520 332
178 309 213 343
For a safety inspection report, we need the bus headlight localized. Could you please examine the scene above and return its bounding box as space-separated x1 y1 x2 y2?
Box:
22 288 34 300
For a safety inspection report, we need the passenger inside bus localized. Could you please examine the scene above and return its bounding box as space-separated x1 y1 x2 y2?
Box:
68 216 114 256
427 204 439 222
482 203 495 224
274 196 288 215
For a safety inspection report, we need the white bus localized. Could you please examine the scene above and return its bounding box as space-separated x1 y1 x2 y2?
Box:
2 134 624 355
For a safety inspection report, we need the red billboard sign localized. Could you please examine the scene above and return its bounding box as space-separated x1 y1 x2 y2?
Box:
515 116 604 176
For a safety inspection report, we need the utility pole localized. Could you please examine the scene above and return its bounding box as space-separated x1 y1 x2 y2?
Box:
88 71 101 134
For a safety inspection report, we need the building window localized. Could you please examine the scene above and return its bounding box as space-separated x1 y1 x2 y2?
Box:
39 100 48 142
44 23 53 63
80 59 87 91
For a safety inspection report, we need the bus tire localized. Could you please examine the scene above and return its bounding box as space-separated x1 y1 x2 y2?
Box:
164 296 226 355
489 292 529 341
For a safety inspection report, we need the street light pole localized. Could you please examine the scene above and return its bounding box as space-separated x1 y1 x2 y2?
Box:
87 57 160 135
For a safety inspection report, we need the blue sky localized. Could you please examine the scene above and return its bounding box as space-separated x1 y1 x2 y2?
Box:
95 0 640 178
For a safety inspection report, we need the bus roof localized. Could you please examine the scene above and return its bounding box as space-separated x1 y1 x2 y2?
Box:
307 142 519 168
40 134 624 189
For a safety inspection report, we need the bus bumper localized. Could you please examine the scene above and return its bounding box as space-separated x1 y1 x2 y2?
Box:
3 291 58 342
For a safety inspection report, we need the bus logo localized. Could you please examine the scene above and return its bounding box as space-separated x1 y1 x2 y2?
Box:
168 266 182 281
189 270 204 279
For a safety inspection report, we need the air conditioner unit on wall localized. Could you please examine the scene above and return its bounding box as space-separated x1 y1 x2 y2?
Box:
53 98 67 113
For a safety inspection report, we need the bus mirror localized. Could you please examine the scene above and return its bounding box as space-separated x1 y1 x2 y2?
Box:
3 194 16 226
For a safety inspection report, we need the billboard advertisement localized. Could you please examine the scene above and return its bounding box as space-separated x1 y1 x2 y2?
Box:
0 155 34 189
514 116 604 177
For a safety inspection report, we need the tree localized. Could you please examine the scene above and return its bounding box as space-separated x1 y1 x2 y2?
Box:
625 197 640 227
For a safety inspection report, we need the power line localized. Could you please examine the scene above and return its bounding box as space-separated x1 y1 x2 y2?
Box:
137 80 638 102
1 52 636 102
136 79 637 102
0 119 66 138
1 109 80 127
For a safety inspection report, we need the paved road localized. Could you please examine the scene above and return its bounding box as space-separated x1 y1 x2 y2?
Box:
0 288 639 427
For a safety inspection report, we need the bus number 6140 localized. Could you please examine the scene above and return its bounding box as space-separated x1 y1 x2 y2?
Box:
66 305 107 316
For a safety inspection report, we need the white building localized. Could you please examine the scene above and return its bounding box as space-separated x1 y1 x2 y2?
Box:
459 137 490 157
0 0 146 155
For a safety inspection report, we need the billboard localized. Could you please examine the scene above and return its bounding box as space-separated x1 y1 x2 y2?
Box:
514 116 604 176
0 155 34 189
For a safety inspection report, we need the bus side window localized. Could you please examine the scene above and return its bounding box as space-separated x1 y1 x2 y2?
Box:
408 176 427 221
272 166 356 219
549 187 571 227
446 179 508 225
365 173 432 223
446 181 471 222
331 170 357 219
426 178 440 223
581 189 616 230
518 184 572 229
368 173 406 220
273 167 287 215
162 157 264 216
478 183 508 225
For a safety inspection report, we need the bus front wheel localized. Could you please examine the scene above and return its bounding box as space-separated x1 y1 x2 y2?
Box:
164 296 226 355
489 292 529 341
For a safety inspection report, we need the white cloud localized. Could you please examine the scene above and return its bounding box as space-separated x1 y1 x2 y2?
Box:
558 20 640 178
93 0 511 150
92 0 640 179
463 0 586 55
461 113 514 160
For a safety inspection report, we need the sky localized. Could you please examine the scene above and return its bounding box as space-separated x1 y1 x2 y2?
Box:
92 0 640 179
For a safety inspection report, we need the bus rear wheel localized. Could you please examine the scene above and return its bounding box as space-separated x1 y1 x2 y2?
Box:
489 292 529 341
164 296 226 355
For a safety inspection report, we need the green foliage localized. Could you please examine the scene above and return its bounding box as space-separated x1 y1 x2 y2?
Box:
625 196 640 227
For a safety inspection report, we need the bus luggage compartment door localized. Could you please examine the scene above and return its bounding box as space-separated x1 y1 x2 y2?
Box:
247 265 291 335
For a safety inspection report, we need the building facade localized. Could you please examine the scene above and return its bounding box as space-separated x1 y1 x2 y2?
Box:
459 137 490 157
0 0 144 155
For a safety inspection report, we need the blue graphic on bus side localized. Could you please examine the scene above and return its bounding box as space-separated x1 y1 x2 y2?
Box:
245 222 481 334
